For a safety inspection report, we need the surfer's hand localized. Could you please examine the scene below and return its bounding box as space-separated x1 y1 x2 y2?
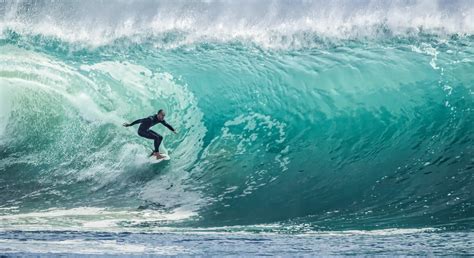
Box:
173 130 178 134
122 123 130 127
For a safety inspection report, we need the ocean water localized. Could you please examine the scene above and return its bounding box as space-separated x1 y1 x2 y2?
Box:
0 0 473 256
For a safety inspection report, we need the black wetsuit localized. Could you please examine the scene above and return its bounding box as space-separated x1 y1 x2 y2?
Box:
128 115 175 152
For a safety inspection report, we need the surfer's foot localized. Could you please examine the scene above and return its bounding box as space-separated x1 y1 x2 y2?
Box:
153 152 164 159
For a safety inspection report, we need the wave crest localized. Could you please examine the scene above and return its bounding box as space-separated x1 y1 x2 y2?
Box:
1 0 473 48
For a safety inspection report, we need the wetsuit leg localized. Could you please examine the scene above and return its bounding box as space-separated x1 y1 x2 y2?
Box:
138 129 163 152
148 130 163 152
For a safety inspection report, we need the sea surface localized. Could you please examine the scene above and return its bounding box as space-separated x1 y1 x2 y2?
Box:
0 0 473 256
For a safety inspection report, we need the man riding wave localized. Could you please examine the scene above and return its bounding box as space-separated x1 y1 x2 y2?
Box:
123 109 177 159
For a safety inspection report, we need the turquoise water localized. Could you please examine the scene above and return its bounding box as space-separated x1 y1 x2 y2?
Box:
0 0 473 255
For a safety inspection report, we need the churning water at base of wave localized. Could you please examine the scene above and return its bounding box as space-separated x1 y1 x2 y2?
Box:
0 229 473 256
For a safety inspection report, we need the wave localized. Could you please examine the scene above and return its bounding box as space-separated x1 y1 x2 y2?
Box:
1 0 474 48
0 0 473 231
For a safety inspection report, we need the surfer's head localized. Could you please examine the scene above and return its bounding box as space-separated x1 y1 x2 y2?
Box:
157 109 165 120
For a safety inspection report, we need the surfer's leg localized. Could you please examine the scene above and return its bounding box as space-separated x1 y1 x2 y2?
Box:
138 129 161 153
138 129 155 140
148 130 163 152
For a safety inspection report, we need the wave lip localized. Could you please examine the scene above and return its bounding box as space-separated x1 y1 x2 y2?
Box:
1 0 474 48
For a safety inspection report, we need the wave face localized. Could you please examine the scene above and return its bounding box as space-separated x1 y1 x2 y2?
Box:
0 0 473 231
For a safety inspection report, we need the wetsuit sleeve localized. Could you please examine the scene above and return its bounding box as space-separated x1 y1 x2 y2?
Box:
161 120 175 132
128 118 145 126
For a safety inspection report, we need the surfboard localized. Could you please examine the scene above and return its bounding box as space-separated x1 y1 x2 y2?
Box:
150 153 171 163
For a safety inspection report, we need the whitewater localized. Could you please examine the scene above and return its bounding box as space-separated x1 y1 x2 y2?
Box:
0 0 473 255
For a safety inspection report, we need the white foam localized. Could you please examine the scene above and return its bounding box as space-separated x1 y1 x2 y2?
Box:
317 228 438 236
0 206 197 233
1 0 473 48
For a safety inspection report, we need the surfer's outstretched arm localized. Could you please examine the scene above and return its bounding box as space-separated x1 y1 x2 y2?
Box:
123 118 145 127
161 120 177 134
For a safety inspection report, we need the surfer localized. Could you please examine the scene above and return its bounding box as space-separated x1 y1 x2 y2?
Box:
123 109 177 159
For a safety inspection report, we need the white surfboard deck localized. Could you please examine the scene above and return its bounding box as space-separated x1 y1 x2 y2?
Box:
149 153 171 164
